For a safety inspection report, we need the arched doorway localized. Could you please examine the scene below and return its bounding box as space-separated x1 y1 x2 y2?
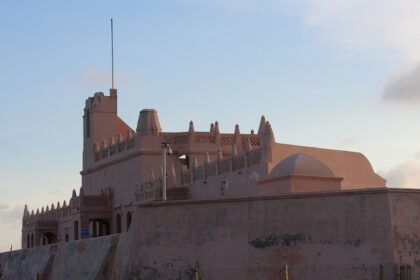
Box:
42 232 56 245
30 233 34 247
116 214 121 233
126 212 132 231
91 219 111 237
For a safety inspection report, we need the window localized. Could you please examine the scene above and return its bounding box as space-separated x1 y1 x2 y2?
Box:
30 233 34 247
116 214 121 233
74 221 79 240
126 212 132 231
85 109 90 138
26 234 30 248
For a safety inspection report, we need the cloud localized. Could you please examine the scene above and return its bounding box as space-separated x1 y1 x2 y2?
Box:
0 203 22 226
337 137 358 149
77 66 137 88
382 156 420 188
0 203 23 251
383 63 420 103
200 0 420 59
298 0 420 59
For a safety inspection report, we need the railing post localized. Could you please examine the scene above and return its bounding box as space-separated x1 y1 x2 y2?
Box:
193 263 200 280
379 264 384 280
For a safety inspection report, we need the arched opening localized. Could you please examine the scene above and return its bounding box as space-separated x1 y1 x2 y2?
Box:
178 154 190 170
26 234 30 248
126 212 132 231
116 214 121 233
30 233 34 247
91 219 111 237
43 232 56 245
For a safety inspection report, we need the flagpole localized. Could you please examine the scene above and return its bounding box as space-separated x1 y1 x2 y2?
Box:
111 18 114 89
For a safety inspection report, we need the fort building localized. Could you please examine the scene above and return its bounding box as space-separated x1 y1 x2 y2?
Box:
1 88 419 279
20 89 386 248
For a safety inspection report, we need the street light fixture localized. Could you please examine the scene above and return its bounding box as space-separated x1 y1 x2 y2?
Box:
161 142 173 201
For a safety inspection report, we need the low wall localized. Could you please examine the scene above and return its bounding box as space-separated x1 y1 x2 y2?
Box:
1 188 420 280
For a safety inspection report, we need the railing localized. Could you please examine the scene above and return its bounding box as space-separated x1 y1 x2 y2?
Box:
94 133 137 162
180 148 263 186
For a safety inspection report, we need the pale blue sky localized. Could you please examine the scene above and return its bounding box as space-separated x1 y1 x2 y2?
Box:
1 0 420 251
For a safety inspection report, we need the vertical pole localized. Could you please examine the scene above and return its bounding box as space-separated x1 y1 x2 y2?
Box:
285 264 289 280
111 18 114 89
379 264 384 280
162 147 167 201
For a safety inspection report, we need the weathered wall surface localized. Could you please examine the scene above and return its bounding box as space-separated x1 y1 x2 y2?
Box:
119 189 396 279
2 189 420 280
0 235 118 280
389 191 420 277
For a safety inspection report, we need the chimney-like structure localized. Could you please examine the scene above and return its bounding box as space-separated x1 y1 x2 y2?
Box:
136 109 162 136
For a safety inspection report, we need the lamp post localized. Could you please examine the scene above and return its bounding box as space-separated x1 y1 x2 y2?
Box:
161 142 172 201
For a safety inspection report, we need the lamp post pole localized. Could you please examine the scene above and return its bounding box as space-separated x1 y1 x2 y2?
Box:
162 144 167 201
161 142 172 201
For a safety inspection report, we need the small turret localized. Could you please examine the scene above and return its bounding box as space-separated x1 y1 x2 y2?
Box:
214 121 220 135
258 115 266 135
192 156 198 168
234 124 240 135
210 123 215 134
204 153 211 164
246 138 252 152
217 147 223 160
262 121 275 147
136 109 162 136
232 144 238 156
23 205 29 218
188 121 195 133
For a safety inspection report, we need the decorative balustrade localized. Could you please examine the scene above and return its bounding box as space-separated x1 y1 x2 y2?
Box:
94 132 137 162
180 148 263 186
160 132 260 147
136 174 189 202
23 188 113 224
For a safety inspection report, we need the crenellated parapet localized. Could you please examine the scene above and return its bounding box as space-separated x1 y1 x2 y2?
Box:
93 129 136 162
91 115 268 164
133 120 275 203
22 187 113 226
180 145 263 186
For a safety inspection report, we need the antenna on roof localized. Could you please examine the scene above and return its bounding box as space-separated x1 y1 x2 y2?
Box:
111 18 114 89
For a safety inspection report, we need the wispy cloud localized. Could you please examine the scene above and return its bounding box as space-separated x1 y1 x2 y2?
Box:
0 203 23 252
299 0 420 59
76 66 138 88
200 0 420 59
383 63 420 104
381 154 420 188
204 0 420 104
337 137 358 149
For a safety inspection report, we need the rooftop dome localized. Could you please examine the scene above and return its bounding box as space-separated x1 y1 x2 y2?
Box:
270 153 335 178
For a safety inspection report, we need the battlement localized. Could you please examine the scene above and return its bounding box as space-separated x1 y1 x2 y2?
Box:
92 119 265 163
93 129 136 162
135 144 265 203
22 188 113 225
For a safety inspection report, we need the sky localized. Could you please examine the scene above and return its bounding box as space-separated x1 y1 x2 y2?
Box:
1 0 420 252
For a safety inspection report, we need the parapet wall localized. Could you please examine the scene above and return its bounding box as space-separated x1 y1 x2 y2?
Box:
3 189 420 279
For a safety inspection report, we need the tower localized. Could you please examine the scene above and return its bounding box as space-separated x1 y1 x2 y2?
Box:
82 89 119 169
